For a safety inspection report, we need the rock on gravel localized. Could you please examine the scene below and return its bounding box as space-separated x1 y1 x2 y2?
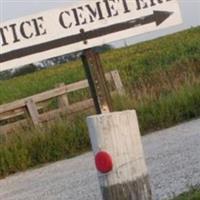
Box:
0 119 200 200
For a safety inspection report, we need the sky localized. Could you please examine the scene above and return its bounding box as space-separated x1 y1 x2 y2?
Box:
0 0 200 47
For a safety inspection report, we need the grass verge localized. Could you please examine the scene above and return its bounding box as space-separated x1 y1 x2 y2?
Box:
171 187 200 200
1 82 199 178
0 114 90 177
0 27 199 177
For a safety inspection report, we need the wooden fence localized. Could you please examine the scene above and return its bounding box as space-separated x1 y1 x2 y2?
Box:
0 70 125 134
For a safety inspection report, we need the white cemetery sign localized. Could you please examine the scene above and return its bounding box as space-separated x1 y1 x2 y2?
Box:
0 0 182 71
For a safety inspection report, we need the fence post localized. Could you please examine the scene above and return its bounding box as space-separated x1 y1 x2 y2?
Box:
25 99 40 126
87 110 152 200
111 70 125 95
57 83 70 109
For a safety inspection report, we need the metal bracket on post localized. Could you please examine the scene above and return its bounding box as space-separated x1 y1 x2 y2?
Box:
80 29 88 45
81 48 113 114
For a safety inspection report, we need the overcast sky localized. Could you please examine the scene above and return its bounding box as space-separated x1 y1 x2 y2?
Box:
0 0 200 47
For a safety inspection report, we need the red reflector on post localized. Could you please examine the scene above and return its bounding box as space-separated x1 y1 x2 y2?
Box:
95 151 113 173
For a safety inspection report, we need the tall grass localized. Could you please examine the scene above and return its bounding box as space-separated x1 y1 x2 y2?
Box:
0 27 199 177
0 27 199 104
0 115 90 177
1 82 199 177
113 83 200 132
170 187 200 200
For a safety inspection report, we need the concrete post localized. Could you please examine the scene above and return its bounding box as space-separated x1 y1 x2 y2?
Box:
87 110 152 200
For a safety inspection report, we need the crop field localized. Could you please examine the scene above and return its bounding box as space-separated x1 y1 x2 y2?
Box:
0 27 199 177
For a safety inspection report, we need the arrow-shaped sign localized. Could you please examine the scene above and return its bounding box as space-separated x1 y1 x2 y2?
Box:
141 10 173 26
0 10 173 63
84 10 173 41
1 0 183 72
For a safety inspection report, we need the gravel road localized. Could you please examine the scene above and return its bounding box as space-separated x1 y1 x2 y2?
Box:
0 119 200 200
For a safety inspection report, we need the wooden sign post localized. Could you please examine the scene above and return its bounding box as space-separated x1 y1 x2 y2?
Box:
87 110 152 200
81 49 113 114
82 48 152 200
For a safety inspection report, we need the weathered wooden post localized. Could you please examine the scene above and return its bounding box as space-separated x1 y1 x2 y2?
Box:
56 83 70 109
81 48 113 114
87 110 152 200
25 98 40 126
111 70 125 96
81 48 152 200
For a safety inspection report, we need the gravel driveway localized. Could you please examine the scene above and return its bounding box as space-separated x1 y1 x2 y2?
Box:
0 119 199 200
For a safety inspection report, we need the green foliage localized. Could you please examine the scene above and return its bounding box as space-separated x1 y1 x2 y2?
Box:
137 84 200 132
171 187 200 200
0 27 199 104
0 115 90 177
0 27 200 177
112 83 200 133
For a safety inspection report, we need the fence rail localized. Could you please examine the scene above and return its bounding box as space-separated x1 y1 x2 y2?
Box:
0 70 124 134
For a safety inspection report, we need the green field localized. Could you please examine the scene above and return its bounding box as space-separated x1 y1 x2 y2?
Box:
0 27 200 132
0 27 200 105
0 27 200 177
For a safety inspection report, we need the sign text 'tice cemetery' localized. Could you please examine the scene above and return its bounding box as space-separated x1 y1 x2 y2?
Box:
0 0 182 71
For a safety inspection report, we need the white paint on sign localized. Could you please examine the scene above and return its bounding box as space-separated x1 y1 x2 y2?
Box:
0 0 182 71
